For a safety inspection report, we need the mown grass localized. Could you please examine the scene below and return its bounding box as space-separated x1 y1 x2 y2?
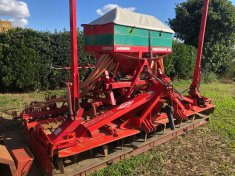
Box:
0 89 65 118
173 80 235 145
201 82 235 146
0 81 234 175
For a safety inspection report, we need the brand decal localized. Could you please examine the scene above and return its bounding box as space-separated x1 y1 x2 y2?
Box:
116 46 131 51
152 47 172 52
84 111 114 127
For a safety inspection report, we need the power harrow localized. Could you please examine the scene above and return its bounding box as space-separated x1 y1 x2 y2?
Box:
0 0 214 175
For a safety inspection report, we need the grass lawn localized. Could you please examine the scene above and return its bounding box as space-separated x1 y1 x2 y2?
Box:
0 89 65 118
0 80 234 175
174 80 235 145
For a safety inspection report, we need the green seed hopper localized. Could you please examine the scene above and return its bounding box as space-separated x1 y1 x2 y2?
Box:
83 7 174 55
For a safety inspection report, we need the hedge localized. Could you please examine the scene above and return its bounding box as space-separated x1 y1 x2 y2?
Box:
0 28 196 92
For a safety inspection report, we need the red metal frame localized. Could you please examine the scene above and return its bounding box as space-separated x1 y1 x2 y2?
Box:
0 145 33 176
19 0 214 175
190 0 210 98
84 45 172 55
70 0 80 114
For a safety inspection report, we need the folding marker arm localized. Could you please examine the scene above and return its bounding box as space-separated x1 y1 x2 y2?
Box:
190 0 210 98
69 0 80 114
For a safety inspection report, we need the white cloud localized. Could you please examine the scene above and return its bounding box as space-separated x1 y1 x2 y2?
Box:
0 0 30 28
10 18 28 28
97 4 136 16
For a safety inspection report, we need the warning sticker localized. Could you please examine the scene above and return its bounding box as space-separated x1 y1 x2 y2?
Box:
54 128 62 136
117 101 134 110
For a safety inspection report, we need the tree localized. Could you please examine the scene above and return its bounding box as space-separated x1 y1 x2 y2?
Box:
169 0 235 74
164 41 196 79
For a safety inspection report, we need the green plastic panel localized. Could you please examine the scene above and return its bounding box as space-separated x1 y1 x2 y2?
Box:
84 24 173 48
115 25 149 36
84 34 113 45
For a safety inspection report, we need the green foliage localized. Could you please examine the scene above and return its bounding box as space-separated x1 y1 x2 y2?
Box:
0 29 40 91
223 49 235 80
164 41 197 79
0 28 197 92
203 41 234 74
169 0 235 74
0 28 93 92
202 71 218 83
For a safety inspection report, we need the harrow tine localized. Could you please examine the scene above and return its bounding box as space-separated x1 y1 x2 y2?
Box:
144 133 148 142
0 134 4 145
133 135 136 142
90 149 93 157
72 154 78 163
162 124 166 135
192 115 196 122
56 158 65 174
121 139 124 149
102 145 109 157
178 120 183 128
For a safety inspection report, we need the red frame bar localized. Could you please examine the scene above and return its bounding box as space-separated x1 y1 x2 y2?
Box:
70 0 79 113
190 0 210 95
84 45 172 55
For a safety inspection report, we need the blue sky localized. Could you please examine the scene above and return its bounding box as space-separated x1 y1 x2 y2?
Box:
1 0 235 31
25 0 185 31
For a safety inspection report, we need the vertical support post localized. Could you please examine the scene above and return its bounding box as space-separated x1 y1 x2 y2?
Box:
148 31 153 61
190 0 210 97
69 0 80 114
